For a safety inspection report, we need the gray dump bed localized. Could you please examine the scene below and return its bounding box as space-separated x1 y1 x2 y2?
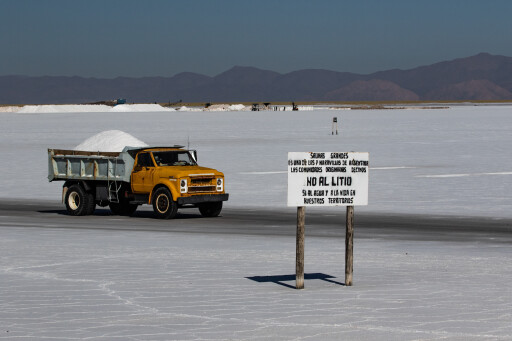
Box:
48 148 135 183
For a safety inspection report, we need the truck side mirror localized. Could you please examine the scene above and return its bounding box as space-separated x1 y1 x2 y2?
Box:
191 150 197 162
133 165 142 172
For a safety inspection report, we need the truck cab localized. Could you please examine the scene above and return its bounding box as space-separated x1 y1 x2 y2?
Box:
128 147 228 218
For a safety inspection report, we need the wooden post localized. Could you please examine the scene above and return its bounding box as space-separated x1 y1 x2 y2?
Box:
296 206 306 289
345 205 354 286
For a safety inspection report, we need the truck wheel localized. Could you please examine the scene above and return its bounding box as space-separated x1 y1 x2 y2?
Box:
109 201 138 216
152 187 177 219
85 192 96 215
65 184 92 216
198 201 223 217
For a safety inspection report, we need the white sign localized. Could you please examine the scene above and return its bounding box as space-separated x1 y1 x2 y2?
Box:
287 152 369 207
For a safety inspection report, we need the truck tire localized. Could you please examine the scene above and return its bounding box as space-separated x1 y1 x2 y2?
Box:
85 192 96 215
65 184 93 216
109 201 138 216
198 201 223 217
152 187 177 219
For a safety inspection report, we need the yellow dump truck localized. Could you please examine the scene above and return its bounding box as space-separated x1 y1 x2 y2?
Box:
48 146 228 219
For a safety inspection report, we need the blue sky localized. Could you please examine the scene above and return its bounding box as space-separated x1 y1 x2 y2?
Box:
2 0 512 78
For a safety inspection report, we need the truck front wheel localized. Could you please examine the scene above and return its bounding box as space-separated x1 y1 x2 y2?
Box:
152 187 178 219
65 184 94 216
198 201 223 217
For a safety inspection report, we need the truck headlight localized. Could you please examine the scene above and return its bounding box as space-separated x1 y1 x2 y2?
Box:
216 178 223 192
180 179 188 193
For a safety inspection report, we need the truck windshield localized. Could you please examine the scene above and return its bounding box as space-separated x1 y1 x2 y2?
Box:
152 151 197 166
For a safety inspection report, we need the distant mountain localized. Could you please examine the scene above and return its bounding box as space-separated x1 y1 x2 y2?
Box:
424 79 512 100
369 53 512 99
2 53 512 104
324 79 420 101
268 69 361 101
188 66 280 102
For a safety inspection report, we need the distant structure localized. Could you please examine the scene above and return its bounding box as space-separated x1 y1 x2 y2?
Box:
88 98 126 106
252 103 273 111
166 99 182 106
250 102 304 111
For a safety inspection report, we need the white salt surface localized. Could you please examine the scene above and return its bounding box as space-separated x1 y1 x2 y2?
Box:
1 105 511 218
1 105 512 339
0 226 510 340
73 130 148 152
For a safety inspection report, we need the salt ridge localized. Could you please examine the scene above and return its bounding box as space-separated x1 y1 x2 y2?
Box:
14 104 176 114
4 103 317 113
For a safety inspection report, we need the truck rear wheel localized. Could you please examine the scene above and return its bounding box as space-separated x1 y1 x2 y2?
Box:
152 187 177 219
65 184 94 216
85 193 96 215
198 201 223 217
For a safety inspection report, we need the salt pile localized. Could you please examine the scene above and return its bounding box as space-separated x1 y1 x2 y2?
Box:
227 104 246 111
177 106 203 112
74 130 148 152
205 104 247 111
178 104 247 112
0 106 23 113
109 104 175 112
9 103 250 113
16 104 175 114
17 104 111 114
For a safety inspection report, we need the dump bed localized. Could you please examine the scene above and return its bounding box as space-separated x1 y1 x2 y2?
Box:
48 149 135 183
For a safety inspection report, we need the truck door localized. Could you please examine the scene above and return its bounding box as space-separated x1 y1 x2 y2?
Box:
131 152 156 193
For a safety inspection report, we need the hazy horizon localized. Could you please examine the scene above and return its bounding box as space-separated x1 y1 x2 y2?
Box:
1 52 504 79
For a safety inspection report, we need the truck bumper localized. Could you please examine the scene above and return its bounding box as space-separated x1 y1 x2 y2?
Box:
177 193 229 205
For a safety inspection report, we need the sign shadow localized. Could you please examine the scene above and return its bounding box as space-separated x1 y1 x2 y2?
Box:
246 273 344 289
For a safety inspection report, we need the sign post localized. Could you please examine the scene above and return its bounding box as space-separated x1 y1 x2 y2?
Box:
287 152 369 288
345 205 354 286
296 206 305 289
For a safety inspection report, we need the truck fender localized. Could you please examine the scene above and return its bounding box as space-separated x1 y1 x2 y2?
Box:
62 180 94 203
150 179 179 204
62 180 76 203
62 186 68 204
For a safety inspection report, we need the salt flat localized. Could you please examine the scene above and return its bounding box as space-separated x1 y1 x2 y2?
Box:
1 105 511 217
1 223 511 340
0 105 511 340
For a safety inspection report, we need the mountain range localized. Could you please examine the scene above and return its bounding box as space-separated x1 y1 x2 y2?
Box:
2 53 512 104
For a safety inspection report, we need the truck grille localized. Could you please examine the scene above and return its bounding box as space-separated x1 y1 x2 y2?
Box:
188 186 216 193
188 176 216 193
190 177 213 185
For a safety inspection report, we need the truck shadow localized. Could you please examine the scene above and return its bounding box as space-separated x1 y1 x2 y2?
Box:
246 273 344 289
37 208 206 220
